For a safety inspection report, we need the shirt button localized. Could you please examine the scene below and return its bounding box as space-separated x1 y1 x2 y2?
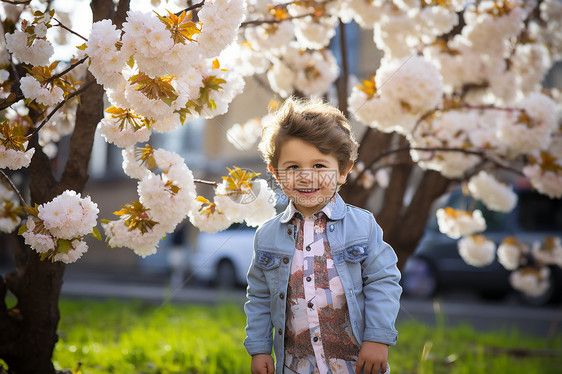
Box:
306 276 311 282
306 245 311 251
329 225 334 232
287 228 292 235
307 301 314 309
283 257 289 264
280 293 285 300
313 336 319 342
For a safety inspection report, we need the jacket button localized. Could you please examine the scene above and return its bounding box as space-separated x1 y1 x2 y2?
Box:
313 336 319 342
278 328 282 335
307 301 313 308
287 229 292 235
329 225 334 232
306 276 311 282
280 293 285 300
264 258 270 264
306 245 311 251
283 257 289 264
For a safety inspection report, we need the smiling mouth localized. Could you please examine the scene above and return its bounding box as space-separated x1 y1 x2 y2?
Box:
296 188 319 193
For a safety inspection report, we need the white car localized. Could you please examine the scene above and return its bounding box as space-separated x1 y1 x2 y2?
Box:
189 223 256 288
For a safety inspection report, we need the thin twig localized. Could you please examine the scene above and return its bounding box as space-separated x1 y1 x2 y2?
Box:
194 178 218 187
47 56 88 84
27 80 95 139
242 12 318 27
0 170 28 207
53 17 88 42
1 0 31 4
175 0 205 16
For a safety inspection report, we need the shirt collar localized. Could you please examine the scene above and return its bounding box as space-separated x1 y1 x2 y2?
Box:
280 193 347 223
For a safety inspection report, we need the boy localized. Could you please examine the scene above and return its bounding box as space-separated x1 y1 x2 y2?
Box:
244 97 401 374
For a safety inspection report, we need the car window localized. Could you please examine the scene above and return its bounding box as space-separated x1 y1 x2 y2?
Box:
517 191 562 232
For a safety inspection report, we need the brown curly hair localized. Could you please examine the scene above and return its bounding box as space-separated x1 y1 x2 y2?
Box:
258 96 358 172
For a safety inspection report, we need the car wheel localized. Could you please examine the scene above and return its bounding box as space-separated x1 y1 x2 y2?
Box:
216 259 237 288
402 257 438 298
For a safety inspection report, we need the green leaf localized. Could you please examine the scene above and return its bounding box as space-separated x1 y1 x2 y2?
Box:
91 226 103 241
18 224 28 235
57 239 71 254
100 218 111 224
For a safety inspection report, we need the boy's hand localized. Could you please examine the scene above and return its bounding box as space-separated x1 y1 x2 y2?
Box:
251 353 275 374
356 341 388 374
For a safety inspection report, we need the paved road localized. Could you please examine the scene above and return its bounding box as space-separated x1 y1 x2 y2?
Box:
61 273 562 339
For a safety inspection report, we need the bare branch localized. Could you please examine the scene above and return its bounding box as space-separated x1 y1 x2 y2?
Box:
48 56 88 83
242 12 317 27
0 170 27 207
1 0 31 5
53 17 88 41
194 178 218 187
27 80 95 140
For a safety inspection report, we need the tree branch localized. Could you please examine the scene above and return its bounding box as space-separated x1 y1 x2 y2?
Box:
194 178 218 187
336 19 349 117
27 79 95 140
47 56 88 84
0 170 27 207
53 17 87 41
1 0 31 4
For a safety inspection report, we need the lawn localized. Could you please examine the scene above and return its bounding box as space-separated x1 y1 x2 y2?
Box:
5 298 562 373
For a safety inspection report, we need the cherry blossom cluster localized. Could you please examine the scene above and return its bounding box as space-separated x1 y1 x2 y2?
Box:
107 146 276 255
20 190 99 264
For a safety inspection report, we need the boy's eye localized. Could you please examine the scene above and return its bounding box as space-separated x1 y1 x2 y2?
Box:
313 164 326 168
287 165 299 170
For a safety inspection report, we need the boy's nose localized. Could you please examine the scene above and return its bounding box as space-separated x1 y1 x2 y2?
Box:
297 169 314 182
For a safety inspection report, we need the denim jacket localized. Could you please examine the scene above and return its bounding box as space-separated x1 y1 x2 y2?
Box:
244 194 402 373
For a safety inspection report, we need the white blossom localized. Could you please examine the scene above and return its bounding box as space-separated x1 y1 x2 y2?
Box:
458 234 496 267
188 200 233 234
53 239 88 264
86 19 128 88
20 76 64 107
436 207 486 239
244 179 277 227
37 190 99 240
467 171 517 213
5 30 53 66
0 143 35 170
121 146 153 180
497 93 558 154
102 219 163 258
22 218 56 254
523 152 562 199
509 266 551 297
497 237 528 270
227 118 263 151
532 237 562 267
245 21 295 53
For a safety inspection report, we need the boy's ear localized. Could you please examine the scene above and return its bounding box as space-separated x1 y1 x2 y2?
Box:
338 161 354 185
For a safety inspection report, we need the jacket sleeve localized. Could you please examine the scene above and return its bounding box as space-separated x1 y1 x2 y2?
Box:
361 215 402 346
243 229 274 356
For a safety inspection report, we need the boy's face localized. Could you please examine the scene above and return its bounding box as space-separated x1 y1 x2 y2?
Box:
270 137 351 218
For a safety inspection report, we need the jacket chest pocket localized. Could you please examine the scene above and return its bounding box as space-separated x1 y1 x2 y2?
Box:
343 243 368 290
255 249 283 291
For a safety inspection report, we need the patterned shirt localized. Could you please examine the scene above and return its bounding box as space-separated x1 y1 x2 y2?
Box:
284 199 360 374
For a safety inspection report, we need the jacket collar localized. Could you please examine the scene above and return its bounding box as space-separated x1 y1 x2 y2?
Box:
280 193 347 223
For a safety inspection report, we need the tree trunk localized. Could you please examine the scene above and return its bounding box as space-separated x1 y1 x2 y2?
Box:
0 2 115 372
340 130 451 270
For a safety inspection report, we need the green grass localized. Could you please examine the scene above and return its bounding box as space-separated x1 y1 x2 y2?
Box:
7 298 561 373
